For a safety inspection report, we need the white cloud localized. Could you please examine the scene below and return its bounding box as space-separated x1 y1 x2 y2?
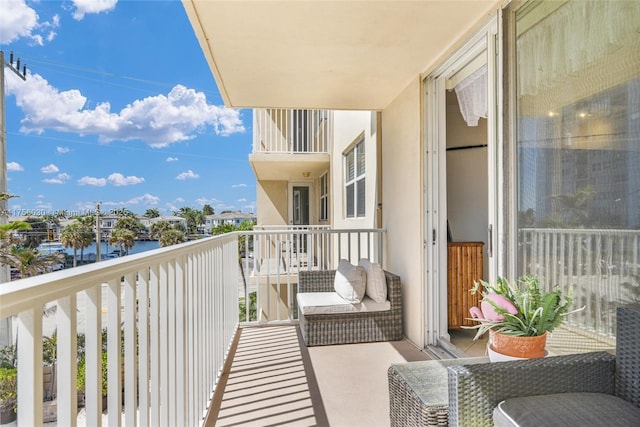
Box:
174 197 185 203
43 172 71 184
126 193 159 206
0 1 60 45
166 157 178 162
108 173 144 186
176 170 199 180
195 197 221 206
78 176 106 186
71 0 118 20
232 183 247 188
56 146 70 154
6 72 245 148
41 163 59 173
7 162 23 172
37 194 45 198
0 0 39 44
237 198 247 202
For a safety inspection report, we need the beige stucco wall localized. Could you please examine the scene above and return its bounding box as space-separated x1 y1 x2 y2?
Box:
256 181 288 226
381 78 424 347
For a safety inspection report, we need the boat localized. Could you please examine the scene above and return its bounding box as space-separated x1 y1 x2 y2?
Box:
37 242 66 254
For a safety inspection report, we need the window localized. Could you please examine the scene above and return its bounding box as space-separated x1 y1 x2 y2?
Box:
509 0 640 346
344 139 365 218
319 172 329 221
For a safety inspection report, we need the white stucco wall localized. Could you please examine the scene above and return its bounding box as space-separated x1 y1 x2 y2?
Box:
331 111 379 230
381 78 424 347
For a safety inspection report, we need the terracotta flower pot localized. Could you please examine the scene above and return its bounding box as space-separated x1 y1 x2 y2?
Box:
489 330 547 359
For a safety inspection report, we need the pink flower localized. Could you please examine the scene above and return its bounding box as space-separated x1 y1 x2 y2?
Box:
469 306 484 319
481 293 518 321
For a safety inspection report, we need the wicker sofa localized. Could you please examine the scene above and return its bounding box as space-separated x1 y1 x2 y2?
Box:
447 304 640 426
297 269 403 346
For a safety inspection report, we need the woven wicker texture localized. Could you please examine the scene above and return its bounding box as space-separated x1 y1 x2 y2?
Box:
388 358 489 427
615 304 640 407
388 366 449 426
448 351 616 426
298 270 403 346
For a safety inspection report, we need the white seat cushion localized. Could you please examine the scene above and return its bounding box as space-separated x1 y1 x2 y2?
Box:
297 292 391 315
334 259 367 303
359 258 387 303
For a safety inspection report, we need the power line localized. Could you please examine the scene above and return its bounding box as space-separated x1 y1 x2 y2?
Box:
7 51 224 103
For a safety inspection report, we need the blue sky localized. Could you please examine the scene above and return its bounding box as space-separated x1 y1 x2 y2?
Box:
0 0 254 217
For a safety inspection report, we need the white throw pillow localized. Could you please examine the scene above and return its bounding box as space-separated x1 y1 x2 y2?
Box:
359 258 387 303
334 259 367 303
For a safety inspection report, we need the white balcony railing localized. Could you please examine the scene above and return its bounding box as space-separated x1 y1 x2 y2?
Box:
519 228 640 337
238 228 385 323
0 234 239 426
253 109 331 154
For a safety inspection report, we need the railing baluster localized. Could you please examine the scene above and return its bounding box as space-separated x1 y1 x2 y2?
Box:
138 268 150 426
17 307 44 426
57 294 78 427
85 284 103 425
124 272 137 427
106 278 122 427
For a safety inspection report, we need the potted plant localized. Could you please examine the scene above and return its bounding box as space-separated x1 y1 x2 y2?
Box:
0 367 17 423
77 351 109 410
464 276 582 360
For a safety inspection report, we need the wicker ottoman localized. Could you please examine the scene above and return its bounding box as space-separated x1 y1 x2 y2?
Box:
388 357 489 426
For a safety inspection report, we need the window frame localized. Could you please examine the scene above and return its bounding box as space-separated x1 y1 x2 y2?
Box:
344 138 366 218
319 171 329 221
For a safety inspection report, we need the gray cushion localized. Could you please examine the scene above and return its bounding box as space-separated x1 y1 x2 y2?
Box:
493 392 640 427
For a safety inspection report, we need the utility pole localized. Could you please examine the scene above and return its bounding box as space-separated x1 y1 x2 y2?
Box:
0 51 26 282
0 51 27 346
95 202 101 262
1 51 26 219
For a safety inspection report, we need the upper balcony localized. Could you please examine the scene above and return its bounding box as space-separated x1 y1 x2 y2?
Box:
250 109 331 181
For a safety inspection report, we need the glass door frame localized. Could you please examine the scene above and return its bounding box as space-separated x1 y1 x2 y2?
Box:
422 15 501 347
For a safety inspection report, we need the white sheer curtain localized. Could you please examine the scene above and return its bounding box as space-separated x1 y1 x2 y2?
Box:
517 0 640 98
454 64 487 127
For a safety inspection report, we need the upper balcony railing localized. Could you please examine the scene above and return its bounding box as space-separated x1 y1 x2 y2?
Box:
519 227 640 339
253 109 331 154
0 235 239 427
237 227 385 324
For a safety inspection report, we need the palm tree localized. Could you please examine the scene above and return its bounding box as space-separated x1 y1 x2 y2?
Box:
0 221 31 241
60 222 93 267
75 214 96 228
149 220 171 240
202 204 214 216
144 208 160 218
0 246 64 279
109 229 135 256
159 229 186 247
23 217 48 248
175 207 205 235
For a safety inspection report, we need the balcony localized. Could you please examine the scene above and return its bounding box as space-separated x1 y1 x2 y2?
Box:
250 109 331 181
2 226 630 425
1 228 423 426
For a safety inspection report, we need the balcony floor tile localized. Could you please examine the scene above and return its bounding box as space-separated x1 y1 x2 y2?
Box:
215 326 432 427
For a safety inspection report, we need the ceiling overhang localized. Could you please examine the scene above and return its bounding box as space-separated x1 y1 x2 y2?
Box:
182 0 501 111
249 153 330 181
